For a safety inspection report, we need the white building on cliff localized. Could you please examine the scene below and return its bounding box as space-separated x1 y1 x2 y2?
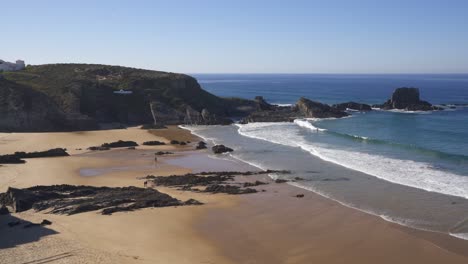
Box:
0 59 26 71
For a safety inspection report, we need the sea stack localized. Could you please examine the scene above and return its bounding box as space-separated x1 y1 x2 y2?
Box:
374 87 442 111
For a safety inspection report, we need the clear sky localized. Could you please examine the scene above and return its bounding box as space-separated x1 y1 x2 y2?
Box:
2 0 468 74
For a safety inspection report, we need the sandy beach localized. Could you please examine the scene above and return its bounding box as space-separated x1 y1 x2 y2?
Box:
1 126 467 264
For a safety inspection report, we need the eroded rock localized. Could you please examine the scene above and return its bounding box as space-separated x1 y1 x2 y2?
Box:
0 185 201 215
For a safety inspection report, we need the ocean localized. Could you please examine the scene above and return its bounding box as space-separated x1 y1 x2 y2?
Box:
187 74 468 240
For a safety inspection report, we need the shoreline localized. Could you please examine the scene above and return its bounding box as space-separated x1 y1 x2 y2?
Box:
180 126 468 241
0 126 467 263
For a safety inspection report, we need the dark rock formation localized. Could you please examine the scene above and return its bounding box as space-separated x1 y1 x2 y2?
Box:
41 219 52 225
142 140 166 146
212 145 233 154
296 97 349 118
88 140 138 150
296 194 304 198
87 146 110 151
196 141 207 150
145 170 289 195
373 87 442 111
254 96 274 111
0 185 200 215
243 97 348 123
0 154 26 164
0 148 69 164
332 102 372 111
14 148 69 159
275 179 288 183
204 185 257 194
101 140 138 148
148 174 234 187
154 151 173 155
170 140 180 145
243 181 268 187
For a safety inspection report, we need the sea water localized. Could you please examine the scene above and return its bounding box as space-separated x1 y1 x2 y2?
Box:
188 74 468 240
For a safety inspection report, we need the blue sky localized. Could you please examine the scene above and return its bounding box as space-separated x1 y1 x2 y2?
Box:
2 0 468 73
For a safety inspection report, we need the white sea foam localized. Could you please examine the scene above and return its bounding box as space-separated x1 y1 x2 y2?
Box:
293 119 327 132
373 108 433 114
181 124 468 241
237 122 468 199
272 103 294 107
449 232 468 240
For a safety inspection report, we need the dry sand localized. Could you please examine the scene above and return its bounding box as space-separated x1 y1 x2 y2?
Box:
0 126 234 264
0 126 467 264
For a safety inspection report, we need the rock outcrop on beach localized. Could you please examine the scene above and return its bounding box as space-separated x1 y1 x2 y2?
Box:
142 140 166 146
243 97 348 123
0 148 69 164
0 64 256 131
196 141 207 149
0 185 201 215
144 170 289 195
373 87 442 111
332 102 372 111
88 140 138 150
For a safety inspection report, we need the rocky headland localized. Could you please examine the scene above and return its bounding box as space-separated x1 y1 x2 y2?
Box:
0 64 443 132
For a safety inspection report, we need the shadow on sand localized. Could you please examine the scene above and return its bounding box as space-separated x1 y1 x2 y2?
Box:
0 214 58 250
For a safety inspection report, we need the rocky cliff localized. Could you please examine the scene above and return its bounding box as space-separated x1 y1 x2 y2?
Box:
0 64 255 131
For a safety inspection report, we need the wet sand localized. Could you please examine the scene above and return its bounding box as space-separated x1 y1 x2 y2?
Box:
0 126 467 263
198 174 468 264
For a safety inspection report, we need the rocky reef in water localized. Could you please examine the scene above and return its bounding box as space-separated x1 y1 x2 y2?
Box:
241 96 349 123
373 87 442 111
332 102 372 111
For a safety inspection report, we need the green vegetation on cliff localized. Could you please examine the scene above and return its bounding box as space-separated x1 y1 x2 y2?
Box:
0 64 254 131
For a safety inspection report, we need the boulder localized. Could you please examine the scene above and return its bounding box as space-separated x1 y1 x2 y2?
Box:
41 219 52 225
212 145 233 154
196 141 207 149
